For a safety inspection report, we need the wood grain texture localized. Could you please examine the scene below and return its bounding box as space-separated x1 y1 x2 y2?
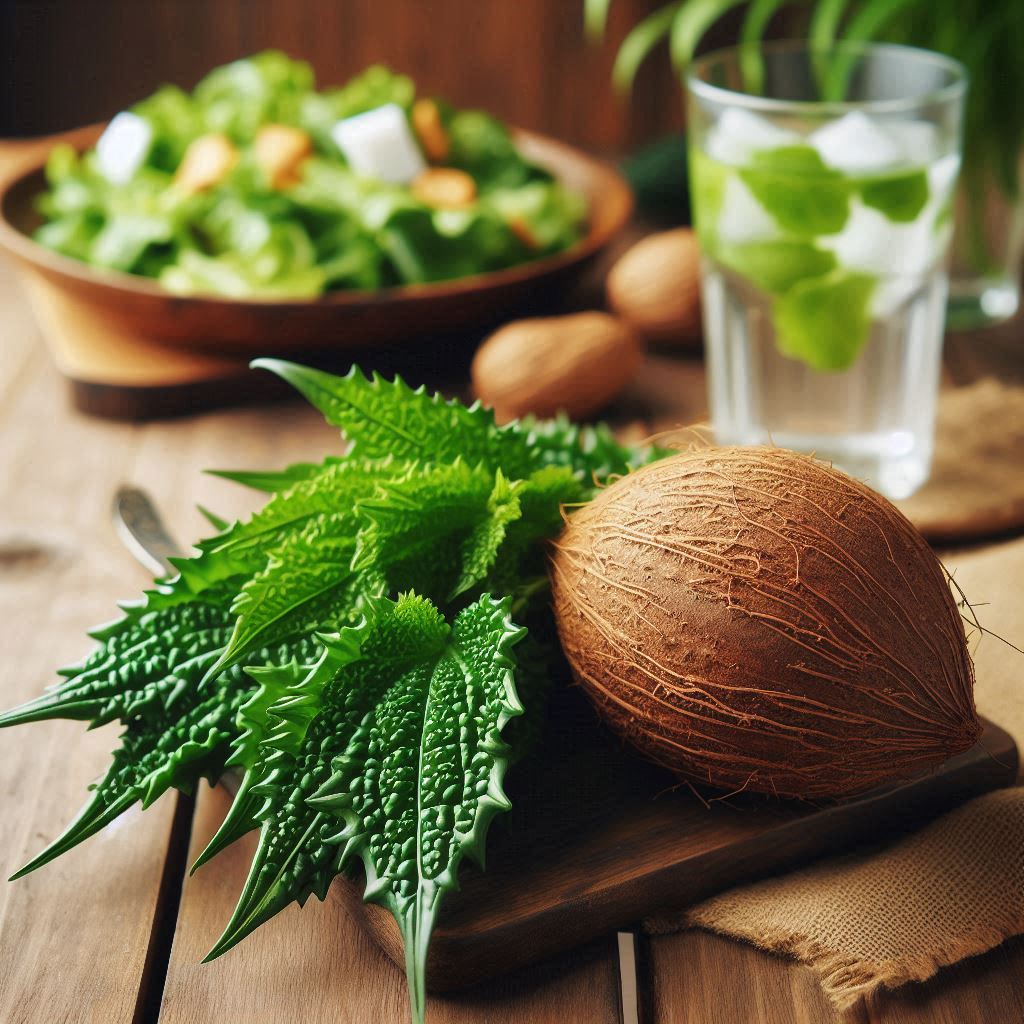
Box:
158 784 622 1024
863 936 1024 1023
0 256 340 1022
0 0 683 152
650 930 870 1024
0 271 178 1023
650 930 1024 1024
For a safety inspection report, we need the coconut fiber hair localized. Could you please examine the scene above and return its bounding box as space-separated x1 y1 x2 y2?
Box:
550 447 978 801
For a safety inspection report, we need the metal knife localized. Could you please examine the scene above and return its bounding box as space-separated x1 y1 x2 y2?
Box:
112 486 183 576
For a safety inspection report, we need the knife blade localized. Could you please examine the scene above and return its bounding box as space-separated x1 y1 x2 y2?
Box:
111 486 183 577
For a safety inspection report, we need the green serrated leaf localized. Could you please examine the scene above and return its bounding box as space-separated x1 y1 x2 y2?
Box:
207 456 345 494
215 531 371 675
2 359 673 1022
207 458 402 561
516 415 657 480
0 598 234 729
208 458 412 673
196 505 231 532
204 594 524 1024
353 461 523 603
192 657 322 872
485 465 587 596
256 358 653 486
12 681 231 878
254 360 503 467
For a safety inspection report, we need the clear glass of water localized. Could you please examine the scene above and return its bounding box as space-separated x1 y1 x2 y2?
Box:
686 42 966 500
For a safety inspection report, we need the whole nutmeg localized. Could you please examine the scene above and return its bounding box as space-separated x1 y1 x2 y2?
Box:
471 311 642 424
606 228 703 346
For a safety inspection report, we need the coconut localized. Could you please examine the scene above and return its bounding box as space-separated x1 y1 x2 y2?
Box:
550 447 979 800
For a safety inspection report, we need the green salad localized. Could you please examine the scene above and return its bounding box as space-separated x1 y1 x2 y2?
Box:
34 53 588 298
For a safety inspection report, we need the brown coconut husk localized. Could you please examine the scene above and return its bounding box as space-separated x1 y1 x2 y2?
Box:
550 447 979 801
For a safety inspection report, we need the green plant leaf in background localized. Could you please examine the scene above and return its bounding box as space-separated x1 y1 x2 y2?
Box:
613 3 684 92
809 0 850 50
671 0 749 71
740 0 801 93
584 0 614 40
821 0 921 100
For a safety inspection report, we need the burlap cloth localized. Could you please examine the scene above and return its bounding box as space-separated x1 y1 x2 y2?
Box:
895 379 1024 542
644 535 1024 1009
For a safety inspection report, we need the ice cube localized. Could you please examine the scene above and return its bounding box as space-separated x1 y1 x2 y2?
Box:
822 198 939 316
96 111 153 185
716 174 780 244
330 103 426 185
809 111 902 173
705 108 801 166
824 201 892 270
892 120 939 164
928 153 961 201
830 200 936 275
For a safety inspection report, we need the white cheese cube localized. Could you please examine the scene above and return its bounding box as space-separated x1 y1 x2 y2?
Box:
96 111 153 185
330 103 426 185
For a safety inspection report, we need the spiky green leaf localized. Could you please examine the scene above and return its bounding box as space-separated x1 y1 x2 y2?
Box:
204 594 523 1024
207 456 345 494
254 360 504 468
0 596 235 729
1 360 669 1022
353 461 523 603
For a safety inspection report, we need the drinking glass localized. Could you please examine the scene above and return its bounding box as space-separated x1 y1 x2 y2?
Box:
686 42 966 500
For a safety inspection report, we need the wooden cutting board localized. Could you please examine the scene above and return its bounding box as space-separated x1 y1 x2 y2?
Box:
337 685 1018 992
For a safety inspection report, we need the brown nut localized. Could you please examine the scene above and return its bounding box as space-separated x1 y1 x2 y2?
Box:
254 123 313 189
174 133 238 194
606 228 703 346
471 311 642 424
411 98 450 162
411 167 477 209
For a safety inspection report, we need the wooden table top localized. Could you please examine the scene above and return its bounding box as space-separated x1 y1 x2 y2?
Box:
1 254 1022 1024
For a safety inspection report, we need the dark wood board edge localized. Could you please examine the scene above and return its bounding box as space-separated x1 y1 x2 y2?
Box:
339 718 1017 992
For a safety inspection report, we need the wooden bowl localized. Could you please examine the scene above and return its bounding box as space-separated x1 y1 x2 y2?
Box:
0 125 632 357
